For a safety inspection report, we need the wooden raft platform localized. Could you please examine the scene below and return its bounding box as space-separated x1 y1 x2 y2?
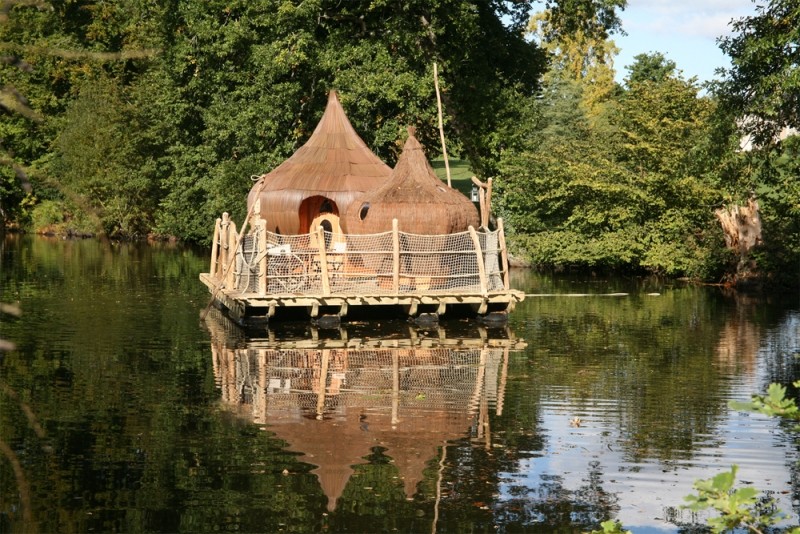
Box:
200 214 525 323
201 273 523 321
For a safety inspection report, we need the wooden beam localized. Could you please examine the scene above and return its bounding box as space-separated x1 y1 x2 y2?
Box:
434 62 451 188
392 219 400 293
468 226 488 295
225 217 238 292
210 217 221 278
219 213 230 285
497 218 510 291
317 226 331 296
256 219 267 295
486 177 493 226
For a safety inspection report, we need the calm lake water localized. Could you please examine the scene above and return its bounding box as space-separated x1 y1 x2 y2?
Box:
1 234 799 533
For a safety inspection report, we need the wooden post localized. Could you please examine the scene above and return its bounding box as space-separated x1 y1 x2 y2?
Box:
468 226 487 295
317 226 331 296
219 213 230 286
486 177 493 226
479 188 487 228
256 219 267 295
471 176 490 228
210 217 221 278
392 218 400 293
497 218 510 291
225 218 238 291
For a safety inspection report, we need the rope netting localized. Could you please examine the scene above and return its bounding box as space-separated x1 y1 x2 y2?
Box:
221 222 507 296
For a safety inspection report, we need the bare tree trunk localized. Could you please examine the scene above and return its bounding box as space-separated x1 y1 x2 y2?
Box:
715 198 762 255
715 198 762 283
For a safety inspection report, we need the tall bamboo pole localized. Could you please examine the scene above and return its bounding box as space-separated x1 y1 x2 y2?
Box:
433 62 451 188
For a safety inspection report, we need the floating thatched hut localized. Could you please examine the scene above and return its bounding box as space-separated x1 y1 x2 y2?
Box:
200 91 524 323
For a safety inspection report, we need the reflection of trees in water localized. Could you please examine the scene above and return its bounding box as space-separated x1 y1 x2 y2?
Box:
0 238 332 533
754 305 800 522
430 439 617 532
507 288 786 463
492 462 618 530
716 291 800 522
1 347 329 533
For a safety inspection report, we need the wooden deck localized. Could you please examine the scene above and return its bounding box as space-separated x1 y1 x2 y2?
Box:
200 272 523 322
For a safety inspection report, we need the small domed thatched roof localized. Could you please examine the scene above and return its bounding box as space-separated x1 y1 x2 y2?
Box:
247 91 392 234
342 128 479 235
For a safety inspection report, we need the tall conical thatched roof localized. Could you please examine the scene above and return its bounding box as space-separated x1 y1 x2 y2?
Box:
342 128 479 235
247 91 392 234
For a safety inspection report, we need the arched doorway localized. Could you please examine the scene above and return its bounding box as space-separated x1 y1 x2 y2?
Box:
299 195 339 233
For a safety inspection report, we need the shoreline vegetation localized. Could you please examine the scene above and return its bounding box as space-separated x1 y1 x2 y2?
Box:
1 1 797 290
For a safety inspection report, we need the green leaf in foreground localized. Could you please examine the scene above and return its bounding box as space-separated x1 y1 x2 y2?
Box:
683 465 783 534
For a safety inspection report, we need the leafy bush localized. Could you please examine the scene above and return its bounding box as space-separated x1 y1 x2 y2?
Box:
30 199 96 237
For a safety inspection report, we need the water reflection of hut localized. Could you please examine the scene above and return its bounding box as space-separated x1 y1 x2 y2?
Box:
205 310 525 512
200 91 523 323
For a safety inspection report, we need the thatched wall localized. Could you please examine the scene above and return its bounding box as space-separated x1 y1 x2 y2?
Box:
342 129 479 235
247 91 391 234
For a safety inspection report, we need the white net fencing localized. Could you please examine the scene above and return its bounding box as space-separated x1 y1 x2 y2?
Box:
215 221 507 296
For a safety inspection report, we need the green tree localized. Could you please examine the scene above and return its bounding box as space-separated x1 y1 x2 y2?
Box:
50 75 158 238
712 0 800 288
715 0 799 147
496 76 647 271
0 0 158 232
497 50 730 277
2 0 634 244
528 8 620 122
613 62 712 178
138 0 550 241
623 51 676 85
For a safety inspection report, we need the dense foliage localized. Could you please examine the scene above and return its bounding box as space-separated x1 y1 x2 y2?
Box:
0 0 546 242
495 51 732 279
495 1 799 286
0 0 797 285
